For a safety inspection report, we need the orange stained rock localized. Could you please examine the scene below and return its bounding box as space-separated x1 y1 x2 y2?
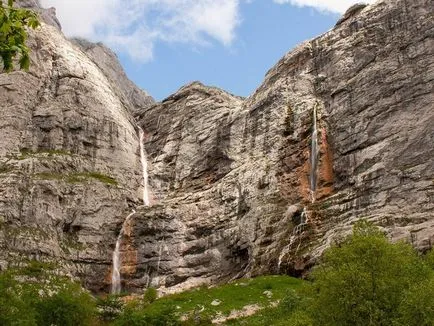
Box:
121 237 138 275
298 148 312 203
317 127 334 199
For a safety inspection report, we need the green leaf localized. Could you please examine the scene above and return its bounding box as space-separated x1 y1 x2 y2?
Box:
0 0 39 72
19 52 29 70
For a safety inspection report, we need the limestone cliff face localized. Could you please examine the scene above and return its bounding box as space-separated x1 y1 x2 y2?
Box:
0 0 433 294
127 0 433 292
0 6 152 291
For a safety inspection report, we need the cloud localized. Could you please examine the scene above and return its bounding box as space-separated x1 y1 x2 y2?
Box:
273 0 376 14
40 0 241 62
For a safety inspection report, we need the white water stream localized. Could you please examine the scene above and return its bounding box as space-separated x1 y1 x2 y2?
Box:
278 106 318 272
310 104 319 203
111 210 135 294
139 128 151 206
111 128 151 294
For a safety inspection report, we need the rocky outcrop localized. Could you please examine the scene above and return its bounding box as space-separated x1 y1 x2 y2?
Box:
72 39 154 113
123 0 433 293
15 0 61 30
0 0 433 294
0 19 147 291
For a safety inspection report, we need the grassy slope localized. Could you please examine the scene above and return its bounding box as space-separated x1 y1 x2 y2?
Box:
142 275 304 323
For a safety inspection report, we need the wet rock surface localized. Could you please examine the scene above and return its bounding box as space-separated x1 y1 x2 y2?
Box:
0 0 433 293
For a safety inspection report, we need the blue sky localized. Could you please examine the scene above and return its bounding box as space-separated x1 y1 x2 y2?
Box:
40 0 374 100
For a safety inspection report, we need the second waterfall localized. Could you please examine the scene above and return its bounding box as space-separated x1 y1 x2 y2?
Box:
310 104 319 203
139 127 151 207
111 127 151 294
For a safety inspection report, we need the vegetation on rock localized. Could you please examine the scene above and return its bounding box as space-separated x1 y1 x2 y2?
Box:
0 261 95 326
2 222 434 325
233 221 434 326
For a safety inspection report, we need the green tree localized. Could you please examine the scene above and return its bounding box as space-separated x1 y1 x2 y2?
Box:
309 220 432 326
0 0 40 72
0 261 96 326
394 276 434 326
0 271 37 326
33 281 96 326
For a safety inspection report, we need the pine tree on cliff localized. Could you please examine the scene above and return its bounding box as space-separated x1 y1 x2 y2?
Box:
0 0 40 72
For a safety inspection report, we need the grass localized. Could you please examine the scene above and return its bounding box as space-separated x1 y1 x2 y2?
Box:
226 305 295 325
0 162 14 174
141 275 304 321
0 223 50 239
34 171 118 186
18 149 71 160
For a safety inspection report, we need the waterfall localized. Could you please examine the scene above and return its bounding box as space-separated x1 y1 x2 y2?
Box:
293 207 309 234
278 106 318 272
310 104 318 203
139 127 151 206
152 242 164 287
277 235 297 272
111 210 135 294
111 127 152 294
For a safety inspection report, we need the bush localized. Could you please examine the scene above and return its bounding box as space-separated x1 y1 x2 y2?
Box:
181 308 213 325
97 294 124 322
114 305 180 326
309 220 432 326
394 276 434 326
0 261 96 326
286 310 314 326
34 282 95 326
0 271 37 326
279 289 301 313
143 287 158 305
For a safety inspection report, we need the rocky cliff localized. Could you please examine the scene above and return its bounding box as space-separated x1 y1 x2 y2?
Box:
0 0 153 291
0 0 433 294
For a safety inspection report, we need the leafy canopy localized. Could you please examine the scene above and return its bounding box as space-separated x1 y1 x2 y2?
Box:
308 220 434 326
0 0 40 72
0 261 96 326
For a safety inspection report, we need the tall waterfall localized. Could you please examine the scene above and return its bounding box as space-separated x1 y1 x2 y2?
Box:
111 211 135 294
139 128 151 206
310 104 319 202
111 128 151 294
278 106 318 272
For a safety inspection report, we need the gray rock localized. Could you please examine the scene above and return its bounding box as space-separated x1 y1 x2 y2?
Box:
72 38 154 113
14 0 62 30
128 0 433 292
0 22 145 292
1 0 433 295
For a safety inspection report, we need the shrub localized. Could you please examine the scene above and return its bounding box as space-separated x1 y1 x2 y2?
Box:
309 220 432 326
96 294 124 322
114 305 180 326
181 308 213 326
0 271 37 326
143 287 158 305
394 276 434 326
286 310 313 326
279 289 301 313
34 282 95 326
0 261 96 326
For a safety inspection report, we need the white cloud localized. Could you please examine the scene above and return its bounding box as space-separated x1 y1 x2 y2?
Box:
40 0 241 62
273 0 376 14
